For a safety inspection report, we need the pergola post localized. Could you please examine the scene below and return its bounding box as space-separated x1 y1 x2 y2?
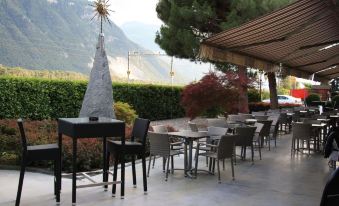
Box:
238 65 249 113
267 72 278 109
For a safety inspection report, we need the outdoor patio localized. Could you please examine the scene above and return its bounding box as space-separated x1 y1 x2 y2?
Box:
0 126 331 206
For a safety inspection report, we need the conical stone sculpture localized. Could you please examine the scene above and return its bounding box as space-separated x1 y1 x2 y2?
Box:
79 33 115 118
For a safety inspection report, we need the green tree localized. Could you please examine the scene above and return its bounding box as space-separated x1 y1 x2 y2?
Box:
156 0 294 111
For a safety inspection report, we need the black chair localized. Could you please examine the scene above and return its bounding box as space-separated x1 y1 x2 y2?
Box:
106 118 150 198
16 119 61 206
320 168 339 206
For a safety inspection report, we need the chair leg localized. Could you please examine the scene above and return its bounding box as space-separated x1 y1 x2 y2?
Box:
112 155 118 197
152 156 156 168
222 159 225 171
141 155 147 194
132 155 137 188
231 157 235 181
55 158 61 203
171 156 174 174
165 156 170 181
194 153 199 177
147 155 152 177
105 152 110 190
217 158 221 184
54 160 57 196
258 142 262 160
162 157 166 173
251 145 254 163
16 161 26 206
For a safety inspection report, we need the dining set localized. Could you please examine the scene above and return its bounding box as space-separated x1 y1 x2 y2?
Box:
13 107 339 205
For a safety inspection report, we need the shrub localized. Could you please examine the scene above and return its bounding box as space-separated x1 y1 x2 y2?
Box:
248 89 261 103
249 102 302 112
0 77 184 120
180 73 238 119
305 93 320 106
0 119 133 172
114 101 138 125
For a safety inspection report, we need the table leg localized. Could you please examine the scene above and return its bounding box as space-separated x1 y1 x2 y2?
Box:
72 137 77 205
184 139 188 177
188 140 193 172
121 148 125 199
58 133 62 191
103 137 108 190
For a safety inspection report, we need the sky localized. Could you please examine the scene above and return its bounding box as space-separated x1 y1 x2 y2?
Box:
109 0 162 26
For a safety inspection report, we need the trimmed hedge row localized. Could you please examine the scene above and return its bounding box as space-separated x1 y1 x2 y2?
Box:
0 77 184 120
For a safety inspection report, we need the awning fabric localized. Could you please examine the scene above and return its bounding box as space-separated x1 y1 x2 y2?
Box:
199 0 339 83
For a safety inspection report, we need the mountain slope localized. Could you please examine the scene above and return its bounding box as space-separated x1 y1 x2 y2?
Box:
0 0 181 83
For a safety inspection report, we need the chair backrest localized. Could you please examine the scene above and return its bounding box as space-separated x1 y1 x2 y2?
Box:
253 123 264 141
320 168 339 206
217 135 237 159
207 126 228 137
207 118 227 128
268 115 279 126
131 118 151 146
292 123 312 140
148 132 170 156
258 120 272 137
188 121 199 132
279 113 288 123
17 119 27 153
255 115 269 121
151 125 168 133
235 126 256 146
268 116 279 137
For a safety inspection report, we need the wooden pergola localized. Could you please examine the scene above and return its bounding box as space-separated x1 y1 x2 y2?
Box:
199 0 339 83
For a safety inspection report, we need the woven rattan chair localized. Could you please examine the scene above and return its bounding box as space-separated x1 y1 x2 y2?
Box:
147 132 181 181
235 126 257 163
291 123 313 155
195 134 238 183
253 123 264 160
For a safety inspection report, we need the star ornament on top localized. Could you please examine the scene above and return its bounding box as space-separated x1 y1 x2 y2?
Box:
89 0 114 32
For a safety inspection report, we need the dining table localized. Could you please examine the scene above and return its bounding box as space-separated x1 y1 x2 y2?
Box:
168 131 209 178
58 117 125 205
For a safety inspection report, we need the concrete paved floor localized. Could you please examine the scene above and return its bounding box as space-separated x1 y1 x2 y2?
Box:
0 132 333 206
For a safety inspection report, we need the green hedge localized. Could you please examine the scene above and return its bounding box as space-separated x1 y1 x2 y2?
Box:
0 77 184 120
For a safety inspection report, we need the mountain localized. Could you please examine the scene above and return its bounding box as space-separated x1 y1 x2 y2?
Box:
0 0 184 83
121 21 161 52
121 21 210 82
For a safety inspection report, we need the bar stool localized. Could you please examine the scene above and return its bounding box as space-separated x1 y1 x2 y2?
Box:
16 119 61 206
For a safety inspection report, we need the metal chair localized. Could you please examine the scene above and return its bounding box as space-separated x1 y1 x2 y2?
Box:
147 132 181 180
150 125 182 173
106 118 150 198
234 126 257 163
195 134 238 183
258 120 273 150
268 115 280 148
253 123 264 160
16 119 61 206
291 123 313 155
